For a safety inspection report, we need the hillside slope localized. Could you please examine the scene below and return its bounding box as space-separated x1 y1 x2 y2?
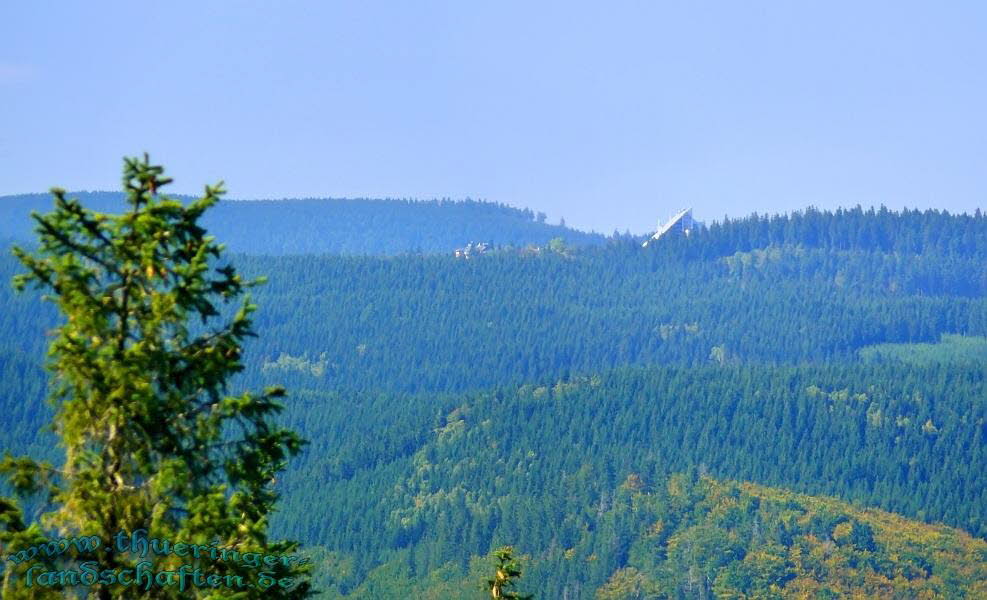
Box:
2 205 985 597
0 192 607 255
329 474 987 598
262 360 986 595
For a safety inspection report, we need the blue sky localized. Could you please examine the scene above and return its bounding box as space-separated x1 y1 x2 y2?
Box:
2 1 985 233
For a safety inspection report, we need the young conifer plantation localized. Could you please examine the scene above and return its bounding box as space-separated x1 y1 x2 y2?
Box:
1 162 985 597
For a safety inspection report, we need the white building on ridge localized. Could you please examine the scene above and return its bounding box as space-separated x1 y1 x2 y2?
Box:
642 208 700 247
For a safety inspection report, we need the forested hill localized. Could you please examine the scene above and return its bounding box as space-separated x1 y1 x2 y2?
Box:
3 204 987 596
665 204 987 258
0 192 608 255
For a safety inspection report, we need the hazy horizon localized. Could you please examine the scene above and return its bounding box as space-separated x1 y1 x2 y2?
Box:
3 189 983 237
2 1 985 234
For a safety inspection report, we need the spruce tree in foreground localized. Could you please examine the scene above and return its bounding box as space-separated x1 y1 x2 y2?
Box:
3 155 312 598
485 546 532 599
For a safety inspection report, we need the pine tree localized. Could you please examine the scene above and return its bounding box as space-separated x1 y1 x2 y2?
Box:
3 155 312 598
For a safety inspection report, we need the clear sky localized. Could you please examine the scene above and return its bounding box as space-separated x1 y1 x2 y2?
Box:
2 1 985 234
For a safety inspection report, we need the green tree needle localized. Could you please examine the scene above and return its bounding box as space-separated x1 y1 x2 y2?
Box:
2 155 313 598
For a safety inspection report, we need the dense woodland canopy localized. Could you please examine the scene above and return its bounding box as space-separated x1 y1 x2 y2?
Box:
1 199 986 597
0 193 606 256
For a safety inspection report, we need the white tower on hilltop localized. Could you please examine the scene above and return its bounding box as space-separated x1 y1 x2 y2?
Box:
642 208 699 247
